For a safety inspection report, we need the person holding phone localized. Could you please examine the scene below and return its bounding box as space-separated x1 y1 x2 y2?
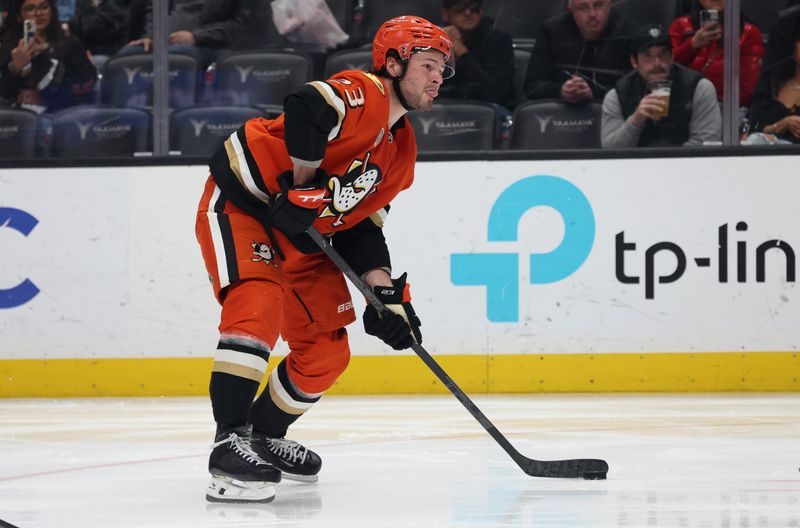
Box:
0 0 96 112
669 0 764 106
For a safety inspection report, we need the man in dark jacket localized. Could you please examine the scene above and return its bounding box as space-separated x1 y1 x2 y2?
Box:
524 0 634 104
65 0 129 57
437 0 516 108
123 0 268 66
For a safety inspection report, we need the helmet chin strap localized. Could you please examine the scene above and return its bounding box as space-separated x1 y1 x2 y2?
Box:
391 62 414 112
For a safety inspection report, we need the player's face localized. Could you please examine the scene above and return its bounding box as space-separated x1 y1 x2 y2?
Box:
399 50 446 112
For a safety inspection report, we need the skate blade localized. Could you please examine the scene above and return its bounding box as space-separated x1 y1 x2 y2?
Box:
206 493 275 504
206 475 277 503
280 472 319 483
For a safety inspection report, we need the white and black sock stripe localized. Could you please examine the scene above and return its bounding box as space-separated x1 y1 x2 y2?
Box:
267 359 322 416
213 333 271 383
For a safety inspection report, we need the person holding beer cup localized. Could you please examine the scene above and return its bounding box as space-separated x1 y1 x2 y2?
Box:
601 24 721 148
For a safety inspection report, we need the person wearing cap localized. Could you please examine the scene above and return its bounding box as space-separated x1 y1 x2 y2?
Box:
437 0 516 108
195 15 454 503
601 24 721 148
524 0 634 104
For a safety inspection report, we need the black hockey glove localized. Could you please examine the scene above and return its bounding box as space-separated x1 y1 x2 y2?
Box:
270 170 327 237
362 273 422 351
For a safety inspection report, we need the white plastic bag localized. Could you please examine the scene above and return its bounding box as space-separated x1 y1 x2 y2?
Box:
271 0 349 49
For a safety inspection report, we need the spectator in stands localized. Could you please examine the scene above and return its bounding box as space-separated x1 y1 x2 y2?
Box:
748 8 800 143
0 0 96 112
53 0 73 21
1 0 12 36
436 0 516 108
524 0 634 104
0 0 9 104
780 0 800 17
121 0 267 68
601 24 721 148
63 0 128 61
669 0 764 107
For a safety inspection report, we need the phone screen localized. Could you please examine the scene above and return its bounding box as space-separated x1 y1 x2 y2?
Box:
24 19 36 45
700 9 720 29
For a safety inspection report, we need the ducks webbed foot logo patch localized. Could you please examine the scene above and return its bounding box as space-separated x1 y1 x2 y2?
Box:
251 242 278 267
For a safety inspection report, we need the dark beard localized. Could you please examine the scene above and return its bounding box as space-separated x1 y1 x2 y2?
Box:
400 82 433 112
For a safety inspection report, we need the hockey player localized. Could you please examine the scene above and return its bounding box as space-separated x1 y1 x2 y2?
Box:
195 16 454 503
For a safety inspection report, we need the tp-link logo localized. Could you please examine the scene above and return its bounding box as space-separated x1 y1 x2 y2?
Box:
450 176 594 322
0 207 40 309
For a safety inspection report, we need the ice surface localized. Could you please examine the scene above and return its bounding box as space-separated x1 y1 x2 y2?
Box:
1 394 798 527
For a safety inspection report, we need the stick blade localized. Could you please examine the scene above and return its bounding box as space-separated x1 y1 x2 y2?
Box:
525 458 608 480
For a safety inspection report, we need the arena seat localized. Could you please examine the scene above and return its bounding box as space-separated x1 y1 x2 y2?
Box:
512 99 602 149
212 51 313 107
170 105 264 157
0 107 38 158
100 53 199 109
323 49 373 78
51 106 150 158
406 101 497 152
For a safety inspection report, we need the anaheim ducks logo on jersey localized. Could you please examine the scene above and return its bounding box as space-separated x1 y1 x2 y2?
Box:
250 241 278 267
319 152 382 227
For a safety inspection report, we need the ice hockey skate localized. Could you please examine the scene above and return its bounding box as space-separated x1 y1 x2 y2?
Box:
206 425 282 503
251 432 322 482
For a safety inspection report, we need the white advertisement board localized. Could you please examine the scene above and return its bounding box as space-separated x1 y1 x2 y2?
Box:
1 156 798 360
388 157 798 355
1 166 219 358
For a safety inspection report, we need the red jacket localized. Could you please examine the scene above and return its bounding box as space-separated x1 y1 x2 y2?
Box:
669 15 764 106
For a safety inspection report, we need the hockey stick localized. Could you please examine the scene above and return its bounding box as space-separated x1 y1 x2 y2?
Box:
306 226 608 480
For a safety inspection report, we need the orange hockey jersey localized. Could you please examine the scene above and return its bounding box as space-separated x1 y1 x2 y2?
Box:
209 69 417 237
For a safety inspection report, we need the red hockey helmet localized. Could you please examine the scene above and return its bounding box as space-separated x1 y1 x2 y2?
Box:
372 16 455 79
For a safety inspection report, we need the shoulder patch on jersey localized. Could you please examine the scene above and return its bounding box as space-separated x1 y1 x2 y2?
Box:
362 72 386 97
308 81 346 140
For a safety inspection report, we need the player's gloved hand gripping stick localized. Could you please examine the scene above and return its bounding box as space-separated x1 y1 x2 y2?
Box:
270 171 328 236
362 272 422 350
306 226 608 480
